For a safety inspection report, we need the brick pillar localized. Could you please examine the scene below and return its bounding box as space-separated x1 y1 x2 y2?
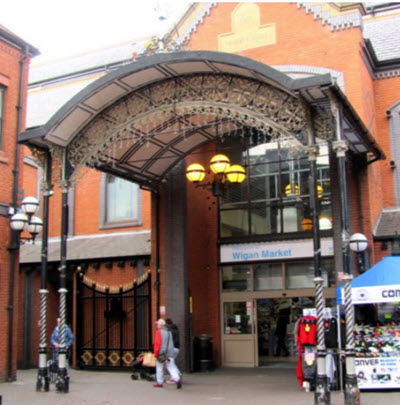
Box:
163 162 189 372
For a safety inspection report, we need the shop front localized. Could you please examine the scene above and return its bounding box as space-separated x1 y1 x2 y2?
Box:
220 239 336 367
337 256 400 390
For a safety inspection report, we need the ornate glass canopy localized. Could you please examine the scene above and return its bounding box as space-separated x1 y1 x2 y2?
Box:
20 52 383 188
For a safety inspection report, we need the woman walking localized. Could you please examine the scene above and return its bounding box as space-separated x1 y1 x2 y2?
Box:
153 319 182 389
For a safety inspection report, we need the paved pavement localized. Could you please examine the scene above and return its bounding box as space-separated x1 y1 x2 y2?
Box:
1 366 400 405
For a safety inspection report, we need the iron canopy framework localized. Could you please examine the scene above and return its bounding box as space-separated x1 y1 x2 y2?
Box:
20 51 383 189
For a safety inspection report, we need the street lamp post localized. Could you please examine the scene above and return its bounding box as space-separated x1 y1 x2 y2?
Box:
307 144 330 405
55 150 72 393
35 152 53 392
8 197 43 384
333 139 360 405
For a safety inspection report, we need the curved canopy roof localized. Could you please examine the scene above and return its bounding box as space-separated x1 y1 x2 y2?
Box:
336 256 400 304
20 51 384 187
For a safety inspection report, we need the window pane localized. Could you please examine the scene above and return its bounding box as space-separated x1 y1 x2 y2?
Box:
220 208 249 237
321 258 335 287
221 265 251 291
250 203 279 234
286 259 335 288
254 263 282 290
224 302 252 334
286 261 315 289
106 175 138 222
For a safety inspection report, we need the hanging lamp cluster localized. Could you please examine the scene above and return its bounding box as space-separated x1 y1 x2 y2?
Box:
186 154 246 197
9 196 43 243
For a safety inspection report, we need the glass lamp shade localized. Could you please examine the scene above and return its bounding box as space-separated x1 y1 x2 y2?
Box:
10 213 29 231
225 164 246 183
284 184 299 196
209 154 230 174
301 218 313 231
21 196 39 214
317 185 323 199
319 215 333 230
27 216 43 235
186 163 206 183
349 233 368 252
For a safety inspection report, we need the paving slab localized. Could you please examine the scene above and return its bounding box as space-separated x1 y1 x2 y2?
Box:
1 367 400 405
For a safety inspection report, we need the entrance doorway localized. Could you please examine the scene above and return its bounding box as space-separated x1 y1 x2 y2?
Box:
256 297 314 366
222 296 320 367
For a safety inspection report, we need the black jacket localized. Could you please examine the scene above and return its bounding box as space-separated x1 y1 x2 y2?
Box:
168 324 180 349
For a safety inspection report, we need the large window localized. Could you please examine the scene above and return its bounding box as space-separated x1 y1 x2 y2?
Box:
0 86 5 150
219 137 332 238
101 174 141 228
221 258 335 291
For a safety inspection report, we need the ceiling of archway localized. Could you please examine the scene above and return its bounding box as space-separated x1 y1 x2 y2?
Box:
68 73 316 187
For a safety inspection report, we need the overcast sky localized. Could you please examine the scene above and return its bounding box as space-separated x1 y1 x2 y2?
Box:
1 0 191 64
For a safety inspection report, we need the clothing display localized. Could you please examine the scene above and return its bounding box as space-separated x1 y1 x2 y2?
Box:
353 323 400 389
296 316 317 388
295 312 341 391
324 318 338 349
297 316 317 347
354 323 400 356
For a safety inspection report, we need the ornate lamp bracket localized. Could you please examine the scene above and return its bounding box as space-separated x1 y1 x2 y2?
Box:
305 145 319 162
332 140 348 157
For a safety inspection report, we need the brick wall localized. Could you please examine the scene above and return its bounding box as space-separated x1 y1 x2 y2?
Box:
185 144 221 363
0 38 31 381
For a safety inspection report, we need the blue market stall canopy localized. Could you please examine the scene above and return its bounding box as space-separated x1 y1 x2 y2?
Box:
336 256 400 305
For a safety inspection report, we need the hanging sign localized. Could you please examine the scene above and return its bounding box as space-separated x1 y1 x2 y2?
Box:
220 238 333 263
340 284 400 304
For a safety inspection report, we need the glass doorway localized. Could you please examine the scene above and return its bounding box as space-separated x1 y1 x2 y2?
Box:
256 297 315 366
221 300 257 367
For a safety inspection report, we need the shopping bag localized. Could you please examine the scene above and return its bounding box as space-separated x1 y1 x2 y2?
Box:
142 352 156 367
157 352 168 363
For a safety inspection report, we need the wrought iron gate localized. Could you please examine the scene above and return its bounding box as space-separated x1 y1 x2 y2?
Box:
77 272 152 369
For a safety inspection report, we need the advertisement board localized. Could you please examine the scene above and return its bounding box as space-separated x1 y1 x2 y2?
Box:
355 355 400 389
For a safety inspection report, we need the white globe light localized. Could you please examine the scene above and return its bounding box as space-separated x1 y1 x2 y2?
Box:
21 196 39 215
27 216 43 236
319 216 332 230
349 233 368 252
10 213 29 231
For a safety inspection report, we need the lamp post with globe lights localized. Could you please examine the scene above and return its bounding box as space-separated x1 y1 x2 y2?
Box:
8 195 43 383
9 196 43 242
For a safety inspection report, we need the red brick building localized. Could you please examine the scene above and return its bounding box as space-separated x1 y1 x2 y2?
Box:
11 2 400 380
0 25 38 381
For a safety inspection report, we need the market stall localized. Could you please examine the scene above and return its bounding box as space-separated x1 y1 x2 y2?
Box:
336 255 400 389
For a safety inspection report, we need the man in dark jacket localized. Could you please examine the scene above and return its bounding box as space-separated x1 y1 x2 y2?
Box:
166 318 180 359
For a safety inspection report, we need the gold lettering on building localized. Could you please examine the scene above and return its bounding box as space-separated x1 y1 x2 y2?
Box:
218 3 276 53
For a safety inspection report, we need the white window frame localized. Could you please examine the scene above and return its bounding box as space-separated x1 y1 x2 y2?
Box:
100 174 142 229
